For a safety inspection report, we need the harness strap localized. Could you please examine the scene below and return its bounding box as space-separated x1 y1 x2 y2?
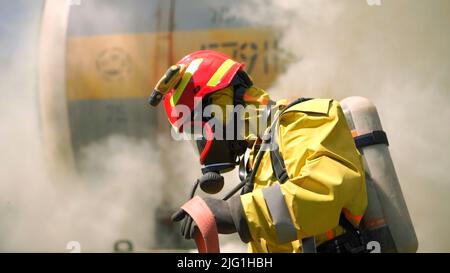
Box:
302 237 317 253
270 149 289 183
354 130 389 148
269 98 312 184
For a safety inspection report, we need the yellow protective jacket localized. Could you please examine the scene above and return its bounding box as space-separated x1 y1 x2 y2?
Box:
240 98 368 253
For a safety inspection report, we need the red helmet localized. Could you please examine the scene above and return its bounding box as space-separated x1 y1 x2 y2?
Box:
149 50 250 173
163 50 244 130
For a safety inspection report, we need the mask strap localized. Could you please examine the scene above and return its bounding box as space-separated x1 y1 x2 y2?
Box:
238 155 247 182
198 121 214 164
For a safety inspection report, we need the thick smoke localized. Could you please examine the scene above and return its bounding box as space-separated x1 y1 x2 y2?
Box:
1 17 167 249
233 0 450 252
0 1 170 252
0 0 235 253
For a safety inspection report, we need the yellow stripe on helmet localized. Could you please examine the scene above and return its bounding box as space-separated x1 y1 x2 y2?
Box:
170 58 204 107
206 59 236 87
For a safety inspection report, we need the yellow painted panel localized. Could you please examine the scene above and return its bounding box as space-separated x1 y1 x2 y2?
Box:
67 32 168 101
66 27 282 101
173 27 283 90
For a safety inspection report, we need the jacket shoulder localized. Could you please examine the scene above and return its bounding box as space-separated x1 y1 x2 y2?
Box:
282 98 334 116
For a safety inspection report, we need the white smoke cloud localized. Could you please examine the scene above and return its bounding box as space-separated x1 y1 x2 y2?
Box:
1 134 164 252
0 40 166 251
0 1 169 252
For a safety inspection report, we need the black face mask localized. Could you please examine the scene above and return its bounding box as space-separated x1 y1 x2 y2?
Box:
193 71 252 174
196 136 247 174
183 113 247 175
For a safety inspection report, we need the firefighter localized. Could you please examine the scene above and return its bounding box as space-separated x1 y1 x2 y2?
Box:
148 50 367 253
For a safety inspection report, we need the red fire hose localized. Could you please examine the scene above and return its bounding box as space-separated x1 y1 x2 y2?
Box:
181 196 221 253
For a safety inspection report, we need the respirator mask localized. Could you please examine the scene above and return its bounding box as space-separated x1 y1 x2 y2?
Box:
176 70 254 199
184 98 247 174
184 82 250 194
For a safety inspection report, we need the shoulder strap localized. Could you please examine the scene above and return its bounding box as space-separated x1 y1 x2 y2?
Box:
241 98 311 193
270 147 290 183
269 98 312 183
354 130 389 148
